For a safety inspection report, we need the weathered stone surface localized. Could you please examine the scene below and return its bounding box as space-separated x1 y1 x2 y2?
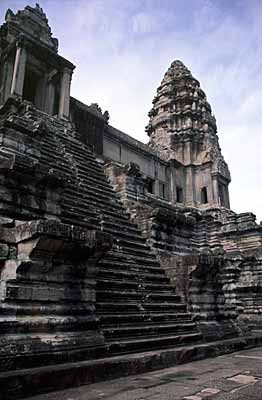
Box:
0 217 112 372
1 3 262 399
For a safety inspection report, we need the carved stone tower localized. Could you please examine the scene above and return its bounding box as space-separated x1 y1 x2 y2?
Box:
146 60 231 209
0 4 75 118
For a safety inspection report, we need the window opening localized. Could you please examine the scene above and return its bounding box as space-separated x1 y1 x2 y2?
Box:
159 182 166 199
176 186 183 203
147 179 155 194
23 67 40 104
201 187 208 204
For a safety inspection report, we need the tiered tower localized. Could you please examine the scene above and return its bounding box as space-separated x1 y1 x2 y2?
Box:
146 60 231 209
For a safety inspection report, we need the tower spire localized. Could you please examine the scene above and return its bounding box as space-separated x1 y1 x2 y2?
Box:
146 60 231 208
146 60 218 159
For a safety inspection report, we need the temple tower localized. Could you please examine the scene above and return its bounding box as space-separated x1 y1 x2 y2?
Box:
0 4 74 118
146 60 231 209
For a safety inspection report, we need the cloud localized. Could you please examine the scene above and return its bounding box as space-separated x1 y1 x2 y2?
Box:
132 12 158 35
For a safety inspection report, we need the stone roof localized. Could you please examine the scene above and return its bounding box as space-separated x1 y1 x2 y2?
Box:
1 4 58 52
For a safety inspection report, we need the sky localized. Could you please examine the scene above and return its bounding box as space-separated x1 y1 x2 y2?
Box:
1 0 262 221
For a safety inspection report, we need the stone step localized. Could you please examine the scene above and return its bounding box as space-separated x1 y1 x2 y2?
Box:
76 168 115 189
97 278 172 292
98 256 168 276
101 226 146 245
2 335 262 400
0 330 105 374
4 281 95 303
107 246 161 261
74 159 105 176
0 302 95 316
103 322 198 339
64 148 98 164
65 188 126 216
61 215 98 230
65 171 113 195
65 185 123 207
96 289 181 302
62 198 97 219
106 332 203 355
100 212 137 230
58 138 94 157
73 158 108 177
67 175 115 196
97 267 170 284
111 237 151 249
111 239 152 255
39 152 74 174
39 148 69 167
96 302 187 313
102 251 161 268
0 315 98 334
99 312 192 325
61 209 99 226
64 174 114 196
63 193 123 221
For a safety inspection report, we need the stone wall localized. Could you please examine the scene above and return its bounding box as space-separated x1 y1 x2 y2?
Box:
106 175 249 341
0 219 109 371
0 96 112 371
70 97 106 155
103 126 169 199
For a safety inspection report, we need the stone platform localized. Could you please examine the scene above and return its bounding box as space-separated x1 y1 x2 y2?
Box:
23 345 262 400
1 335 262 400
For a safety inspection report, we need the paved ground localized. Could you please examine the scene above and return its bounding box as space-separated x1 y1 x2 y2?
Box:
27 347 262 400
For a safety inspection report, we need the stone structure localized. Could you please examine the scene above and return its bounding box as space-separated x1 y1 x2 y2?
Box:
0 4 74 118
146 60 230 209
102 62 262 339
1 4 262 399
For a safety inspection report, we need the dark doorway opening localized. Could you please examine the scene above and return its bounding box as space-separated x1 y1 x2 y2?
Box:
219 183 226 206
201 187 208 204
23 67 41 104
159 182 166 199
176 186 183 203
52 73 61 115
147 179 155 194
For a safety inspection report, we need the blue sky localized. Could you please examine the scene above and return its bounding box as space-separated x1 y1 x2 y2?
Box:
1 0 262 221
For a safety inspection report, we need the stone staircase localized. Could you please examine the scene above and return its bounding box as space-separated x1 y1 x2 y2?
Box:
18 106 203 355
2 103 262 400
44 117 203 356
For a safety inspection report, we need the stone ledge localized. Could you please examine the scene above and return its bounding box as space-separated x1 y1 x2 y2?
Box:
2 334 262 400
1 219 112 248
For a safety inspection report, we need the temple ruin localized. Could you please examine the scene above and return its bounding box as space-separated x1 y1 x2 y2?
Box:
1 4 262 399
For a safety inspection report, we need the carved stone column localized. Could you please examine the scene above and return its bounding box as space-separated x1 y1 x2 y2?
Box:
184 138 192 164
185 166 195 206
170 165 175 203
10 43 27 97
59 67 72 119
212 175 219 206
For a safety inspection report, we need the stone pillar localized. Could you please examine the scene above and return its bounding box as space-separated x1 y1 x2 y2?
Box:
154 179 160 197
184 139 192 164
1 58 14 104
58 67 72 119
225 185 230 209
45 81 55 115
170 166 175 203
212 175 219 206
185 166 195 206
10 44 27 96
